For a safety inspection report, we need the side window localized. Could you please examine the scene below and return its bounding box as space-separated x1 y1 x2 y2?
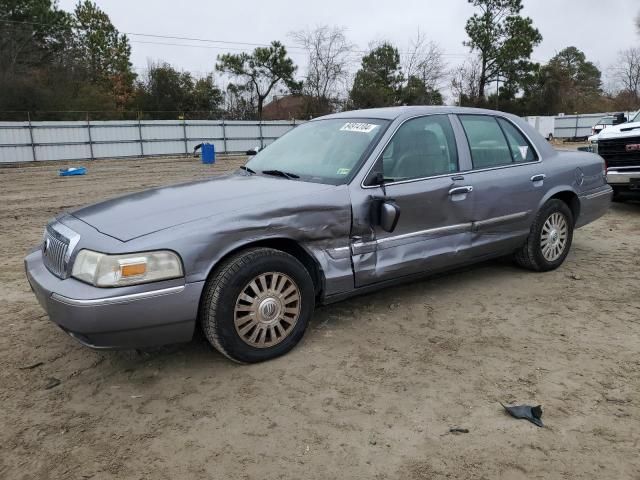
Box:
380 115 458 182
459 115 513 169
497 118 537 163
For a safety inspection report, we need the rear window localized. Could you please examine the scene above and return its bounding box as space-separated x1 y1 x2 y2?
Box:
459 115 512 169
459 115 537 169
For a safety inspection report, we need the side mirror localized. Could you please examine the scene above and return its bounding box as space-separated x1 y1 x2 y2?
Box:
370 196 400 233
380 201 400 233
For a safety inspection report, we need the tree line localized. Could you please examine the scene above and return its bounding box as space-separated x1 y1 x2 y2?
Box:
1 0 639 121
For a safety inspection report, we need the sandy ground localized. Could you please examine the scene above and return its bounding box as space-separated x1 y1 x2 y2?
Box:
1 155 639 480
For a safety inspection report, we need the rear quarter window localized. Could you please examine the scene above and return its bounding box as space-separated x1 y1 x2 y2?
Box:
496 118 537 163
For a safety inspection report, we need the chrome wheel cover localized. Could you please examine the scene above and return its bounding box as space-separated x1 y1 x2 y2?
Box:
234 272 301 348
540 212 569 262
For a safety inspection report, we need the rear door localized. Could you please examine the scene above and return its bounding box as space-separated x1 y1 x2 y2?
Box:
456 114 547 258
350 114 475 287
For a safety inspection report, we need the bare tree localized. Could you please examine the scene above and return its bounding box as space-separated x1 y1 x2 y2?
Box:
290 26 354 113
615 48 640 103
451 56 482 105
402 30 447 91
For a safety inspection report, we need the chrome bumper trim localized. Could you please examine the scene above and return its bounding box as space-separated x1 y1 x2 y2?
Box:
473 211 530 230
584 188 612 200
606 169 640 184
51 285 185 306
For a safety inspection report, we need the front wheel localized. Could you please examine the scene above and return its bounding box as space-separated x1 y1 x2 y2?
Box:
514 199 574 272
200 247 315 363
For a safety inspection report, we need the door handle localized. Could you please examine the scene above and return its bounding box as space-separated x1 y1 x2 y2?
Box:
449 186 473 196
531 174 546 182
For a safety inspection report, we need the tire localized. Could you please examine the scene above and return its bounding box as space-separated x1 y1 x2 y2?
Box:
514 199 574 272
200 247 315 363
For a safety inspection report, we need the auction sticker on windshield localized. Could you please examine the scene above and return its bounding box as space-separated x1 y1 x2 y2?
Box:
340 122 379 133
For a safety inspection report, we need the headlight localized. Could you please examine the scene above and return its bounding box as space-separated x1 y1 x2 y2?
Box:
591 141 598 154
71 250 183 287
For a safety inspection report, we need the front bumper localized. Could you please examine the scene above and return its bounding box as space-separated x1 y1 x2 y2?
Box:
25 248 204 349
606 168 640 185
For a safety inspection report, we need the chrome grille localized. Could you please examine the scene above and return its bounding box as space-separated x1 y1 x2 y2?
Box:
43 228 70 278
42 222 80 279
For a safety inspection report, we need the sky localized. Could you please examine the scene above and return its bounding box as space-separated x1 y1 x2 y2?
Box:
58 0 640 101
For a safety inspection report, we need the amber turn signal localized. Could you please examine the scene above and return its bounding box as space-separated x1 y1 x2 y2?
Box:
120 262 147 277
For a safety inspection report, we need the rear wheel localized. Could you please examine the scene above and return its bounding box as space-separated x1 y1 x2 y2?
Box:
514 199 574 272
200 248 315 363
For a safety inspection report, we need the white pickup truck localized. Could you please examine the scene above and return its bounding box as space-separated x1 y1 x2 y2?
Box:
591 111 640 200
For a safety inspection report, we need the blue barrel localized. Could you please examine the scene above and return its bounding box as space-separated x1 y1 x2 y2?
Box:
202 143 215 164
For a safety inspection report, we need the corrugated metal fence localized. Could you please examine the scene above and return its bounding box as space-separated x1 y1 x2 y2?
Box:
0 119 298 163
3 112 640 163
553 112 636 139
525 111 638 140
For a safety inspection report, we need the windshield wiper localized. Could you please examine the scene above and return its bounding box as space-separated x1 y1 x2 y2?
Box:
261 169 300 179
239 165 256 174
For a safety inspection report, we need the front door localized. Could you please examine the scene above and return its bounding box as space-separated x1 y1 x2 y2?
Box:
350 114 475 287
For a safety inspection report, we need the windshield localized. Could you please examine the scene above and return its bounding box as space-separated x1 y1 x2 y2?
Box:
599 117 614 125
632 111 640 123
245 118 389 185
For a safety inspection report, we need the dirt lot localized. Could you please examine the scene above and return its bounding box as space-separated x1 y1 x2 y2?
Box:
1 155 639 480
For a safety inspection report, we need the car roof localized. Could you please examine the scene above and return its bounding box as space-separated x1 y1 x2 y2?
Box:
316 105 514 121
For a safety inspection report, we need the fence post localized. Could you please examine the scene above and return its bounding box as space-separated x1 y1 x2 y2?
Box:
221 118 227 154
27 111 36 162
137 112 144 157
258 120 264 149
86 112 94 160
182 113 188 156
574 114 579 139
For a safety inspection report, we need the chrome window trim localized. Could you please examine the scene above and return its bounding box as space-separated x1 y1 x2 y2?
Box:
359 113 542 190
51 285 185 307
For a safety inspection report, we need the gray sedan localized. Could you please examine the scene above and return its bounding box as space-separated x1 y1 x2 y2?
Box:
25 107 612 363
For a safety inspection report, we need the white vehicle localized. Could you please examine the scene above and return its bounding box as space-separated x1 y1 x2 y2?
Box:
591 113 627 136
591 111 640 200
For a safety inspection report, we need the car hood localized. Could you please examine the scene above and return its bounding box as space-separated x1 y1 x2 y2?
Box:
596 121 640 140
71 173 338 242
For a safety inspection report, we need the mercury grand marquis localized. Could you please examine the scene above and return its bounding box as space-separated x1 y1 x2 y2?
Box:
25 107 612 363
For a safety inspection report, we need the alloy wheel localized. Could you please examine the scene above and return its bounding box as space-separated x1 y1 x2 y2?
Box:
540 212 569 262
